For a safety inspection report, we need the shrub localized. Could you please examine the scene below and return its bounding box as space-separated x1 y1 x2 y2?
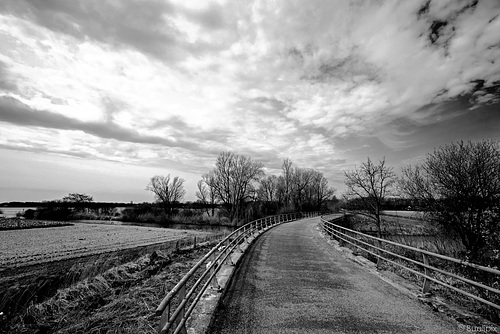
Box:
35 206 73 221
22 209 36 219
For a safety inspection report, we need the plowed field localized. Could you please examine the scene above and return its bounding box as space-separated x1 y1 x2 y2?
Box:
0 222 209 267
0 222 219 319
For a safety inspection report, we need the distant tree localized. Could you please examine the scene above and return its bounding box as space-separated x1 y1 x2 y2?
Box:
291 167 314 210
399 140 500 261
63 193 93 203
268 159 335 212
208 152 264 222
258 174 281 213
196 175 218 217
62 193 93 212
310 170 336 210
196 180 210 216
282 158 294 207
258 175 279 203
344 157 396 237
146 175 186 216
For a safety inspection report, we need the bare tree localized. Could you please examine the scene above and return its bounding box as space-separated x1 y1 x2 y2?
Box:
310 170 336 210
196 179 210 216
196 173 218 217
63 193 93 203
400 140 500 260
344 157 395 237
62 193 93 212
258 175 279 203
146 175 186 216
209 152 264 222
282 158 293 207
292 167 314 210
258 174 281 213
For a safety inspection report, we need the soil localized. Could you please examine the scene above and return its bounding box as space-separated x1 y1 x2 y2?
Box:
0 222 210 267
0 223 219 321
0 241 220 334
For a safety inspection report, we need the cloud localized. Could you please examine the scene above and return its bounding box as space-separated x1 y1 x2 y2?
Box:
224 0 500 153
0 60 17 91
1 0 500 201
0 0 237 62
0 96 212 152
2 0 180 59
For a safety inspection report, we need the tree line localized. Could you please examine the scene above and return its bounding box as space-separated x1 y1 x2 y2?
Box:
147 152 336 223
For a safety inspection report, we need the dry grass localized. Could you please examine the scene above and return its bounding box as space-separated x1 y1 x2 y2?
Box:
1 234 225 333
330 215 499 325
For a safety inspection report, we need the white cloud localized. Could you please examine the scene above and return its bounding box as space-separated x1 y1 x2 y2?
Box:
0 0 499 200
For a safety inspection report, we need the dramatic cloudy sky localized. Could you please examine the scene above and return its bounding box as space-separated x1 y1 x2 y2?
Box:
1 0 499 202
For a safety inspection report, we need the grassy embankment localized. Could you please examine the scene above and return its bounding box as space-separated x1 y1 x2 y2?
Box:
331 214 499 325
0 232 225 334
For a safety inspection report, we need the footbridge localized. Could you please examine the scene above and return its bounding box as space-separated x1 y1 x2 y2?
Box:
155 214 499 334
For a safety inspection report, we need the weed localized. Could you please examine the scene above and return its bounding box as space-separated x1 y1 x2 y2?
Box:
2 234 224 333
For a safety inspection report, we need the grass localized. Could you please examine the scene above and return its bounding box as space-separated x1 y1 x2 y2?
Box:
0 233 225 333
330 214 499 325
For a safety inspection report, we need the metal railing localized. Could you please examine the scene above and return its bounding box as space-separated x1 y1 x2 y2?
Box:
155 211 320 334
320 214 500 311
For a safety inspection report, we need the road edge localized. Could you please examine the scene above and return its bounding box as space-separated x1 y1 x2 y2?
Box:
316 223 499 330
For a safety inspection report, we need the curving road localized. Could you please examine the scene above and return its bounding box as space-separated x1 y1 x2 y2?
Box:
209 217 459 334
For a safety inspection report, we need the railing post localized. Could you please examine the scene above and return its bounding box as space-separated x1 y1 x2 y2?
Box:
177 284 187 334
158 301 170 333
422 254 431 295
210 252 220 290
376 242 382 269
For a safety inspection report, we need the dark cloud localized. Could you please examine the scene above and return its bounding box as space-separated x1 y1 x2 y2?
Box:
182 3 227 31
0 0 235 62
0 61 18 92
251 97 287 112
0 96 209 152
417 0 478 55
301 56 381 84
1 0 179 61
150 115 229 146
0 142 95 160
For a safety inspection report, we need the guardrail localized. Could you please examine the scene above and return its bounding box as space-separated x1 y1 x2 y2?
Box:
320 214 500 312
155 211 320 334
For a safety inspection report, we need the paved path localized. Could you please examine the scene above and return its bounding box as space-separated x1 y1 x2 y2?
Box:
209 217 459 334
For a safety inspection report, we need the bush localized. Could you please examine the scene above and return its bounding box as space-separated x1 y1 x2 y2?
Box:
67 212 99 220
35 206 73 221
121 203 164 223
22 209 36 219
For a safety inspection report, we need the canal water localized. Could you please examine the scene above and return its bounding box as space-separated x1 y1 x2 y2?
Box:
0 207 37 218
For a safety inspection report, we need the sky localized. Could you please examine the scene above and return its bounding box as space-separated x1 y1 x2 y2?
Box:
0 0 500 203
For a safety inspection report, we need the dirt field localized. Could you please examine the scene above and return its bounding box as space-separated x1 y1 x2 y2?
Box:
0 222 210 267
0 223 222 322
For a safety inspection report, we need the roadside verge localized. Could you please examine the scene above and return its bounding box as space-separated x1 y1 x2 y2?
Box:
316 223 499 330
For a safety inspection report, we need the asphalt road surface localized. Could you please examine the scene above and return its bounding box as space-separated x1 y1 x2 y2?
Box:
209 217 459 334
